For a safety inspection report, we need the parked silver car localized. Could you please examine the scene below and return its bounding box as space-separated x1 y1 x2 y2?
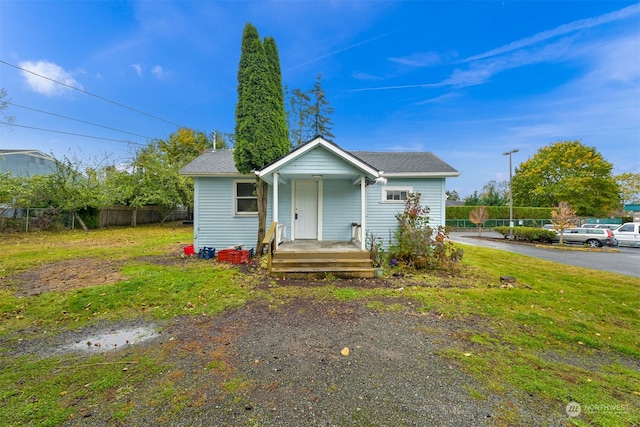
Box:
554 227 617 248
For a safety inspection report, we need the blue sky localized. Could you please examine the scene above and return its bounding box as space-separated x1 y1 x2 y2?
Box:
1 0 639 197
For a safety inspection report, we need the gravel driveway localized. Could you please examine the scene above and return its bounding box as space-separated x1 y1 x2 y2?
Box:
60 298 567 426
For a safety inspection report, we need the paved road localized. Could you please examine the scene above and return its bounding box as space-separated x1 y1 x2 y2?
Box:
449 232 640 278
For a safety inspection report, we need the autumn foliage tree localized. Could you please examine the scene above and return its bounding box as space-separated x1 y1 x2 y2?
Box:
616 172 640 204
512 140 620 216
551 201 578 244
469 206 489 236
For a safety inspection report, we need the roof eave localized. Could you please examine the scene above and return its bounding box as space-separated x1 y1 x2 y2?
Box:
381 172 460 178
258 137 380 179
179 171 249 178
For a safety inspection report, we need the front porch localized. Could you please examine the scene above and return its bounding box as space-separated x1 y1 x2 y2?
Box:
264 226 374 278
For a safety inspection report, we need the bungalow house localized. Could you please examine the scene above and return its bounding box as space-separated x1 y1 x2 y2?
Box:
180 136 459 277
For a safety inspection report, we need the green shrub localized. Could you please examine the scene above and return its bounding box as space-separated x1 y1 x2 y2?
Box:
389 193 463 271
494 226 556 243
447 206 553 220
78 207 100 229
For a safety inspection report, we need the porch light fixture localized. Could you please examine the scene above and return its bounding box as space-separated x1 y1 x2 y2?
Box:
311 174 323 178
502 148 519 239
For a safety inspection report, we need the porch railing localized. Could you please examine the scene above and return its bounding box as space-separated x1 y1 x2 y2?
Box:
351 222 362 247
263 222 285 273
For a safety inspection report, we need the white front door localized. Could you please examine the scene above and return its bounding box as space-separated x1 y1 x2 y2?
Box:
294 180 318 239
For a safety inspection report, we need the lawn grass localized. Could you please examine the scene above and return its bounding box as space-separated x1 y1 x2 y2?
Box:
0 225 638 426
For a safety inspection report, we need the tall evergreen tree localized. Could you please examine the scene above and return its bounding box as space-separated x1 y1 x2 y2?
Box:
309 73 335 139
285 85 312 148
234 23 289 255
263 36 289 153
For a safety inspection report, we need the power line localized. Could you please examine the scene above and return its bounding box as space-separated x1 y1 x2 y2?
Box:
8 102 156 140
1 59 184 127
0 121 146 146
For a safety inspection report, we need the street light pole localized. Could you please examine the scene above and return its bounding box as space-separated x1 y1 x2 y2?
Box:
502 149 519 239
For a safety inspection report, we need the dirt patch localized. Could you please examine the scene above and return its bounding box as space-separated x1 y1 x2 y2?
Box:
3 255 211 297
7 258 127 297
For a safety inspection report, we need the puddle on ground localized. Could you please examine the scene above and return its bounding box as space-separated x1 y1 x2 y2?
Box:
68 326 158 352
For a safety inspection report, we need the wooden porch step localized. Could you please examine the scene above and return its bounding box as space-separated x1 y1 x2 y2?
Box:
273 251 370 260
268 242 375 278
270 256 374 278
272 258 372 267
270 266 375 279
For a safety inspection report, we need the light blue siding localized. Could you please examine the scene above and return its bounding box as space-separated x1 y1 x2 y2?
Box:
365 178 446 249
194 175 448 251
323 180 361 240
279 147 362 176
193 176 270 251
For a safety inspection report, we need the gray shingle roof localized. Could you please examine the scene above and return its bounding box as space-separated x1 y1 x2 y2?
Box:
351 151 458 175
180 148 458 176
180 150 238 175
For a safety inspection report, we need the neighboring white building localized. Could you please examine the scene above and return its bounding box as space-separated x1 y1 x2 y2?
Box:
0 149 56 177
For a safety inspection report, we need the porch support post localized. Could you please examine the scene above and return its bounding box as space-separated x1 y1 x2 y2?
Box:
273 172 279 223
360 176 366 250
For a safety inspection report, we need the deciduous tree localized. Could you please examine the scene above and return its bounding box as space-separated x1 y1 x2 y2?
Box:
157 127 213 165
446 189 460 201
616 172 640 204
551 201 578 244
0 88 16 128
469 206 489 236
512 140 620 216
105 143 182 226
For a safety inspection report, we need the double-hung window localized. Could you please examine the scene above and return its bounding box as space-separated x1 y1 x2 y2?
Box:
235 180 258 215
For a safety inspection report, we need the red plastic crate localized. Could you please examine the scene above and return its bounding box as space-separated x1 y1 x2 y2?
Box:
217 249 235 263
230 250 250 264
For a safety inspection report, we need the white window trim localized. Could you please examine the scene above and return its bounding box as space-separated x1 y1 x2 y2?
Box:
234 179 258 216
381 186 413 203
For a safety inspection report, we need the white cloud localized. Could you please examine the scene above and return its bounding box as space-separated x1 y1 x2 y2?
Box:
18 60 83 96
132 64 142 76
151 65 165 79
463 3 640 63
351 71 383 81
442 36 576 88
350 4 639 93
388 51 444 67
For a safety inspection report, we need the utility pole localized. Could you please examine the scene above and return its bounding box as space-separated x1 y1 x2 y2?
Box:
503 149 519 239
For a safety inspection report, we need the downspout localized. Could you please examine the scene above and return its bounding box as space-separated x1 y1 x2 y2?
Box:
360 176 366 250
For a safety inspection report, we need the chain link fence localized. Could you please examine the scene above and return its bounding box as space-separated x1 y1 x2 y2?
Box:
446 218 552 230
0 206 189 232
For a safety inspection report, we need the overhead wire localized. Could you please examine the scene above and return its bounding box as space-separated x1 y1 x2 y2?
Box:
8 102 156 140
0 121 145 146
0 59 185 128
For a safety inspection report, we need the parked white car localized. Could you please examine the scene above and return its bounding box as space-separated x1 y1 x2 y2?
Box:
593 224 622 230
613 223 640 247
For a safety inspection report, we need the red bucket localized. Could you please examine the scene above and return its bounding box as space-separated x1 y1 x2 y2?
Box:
183 244 195 256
